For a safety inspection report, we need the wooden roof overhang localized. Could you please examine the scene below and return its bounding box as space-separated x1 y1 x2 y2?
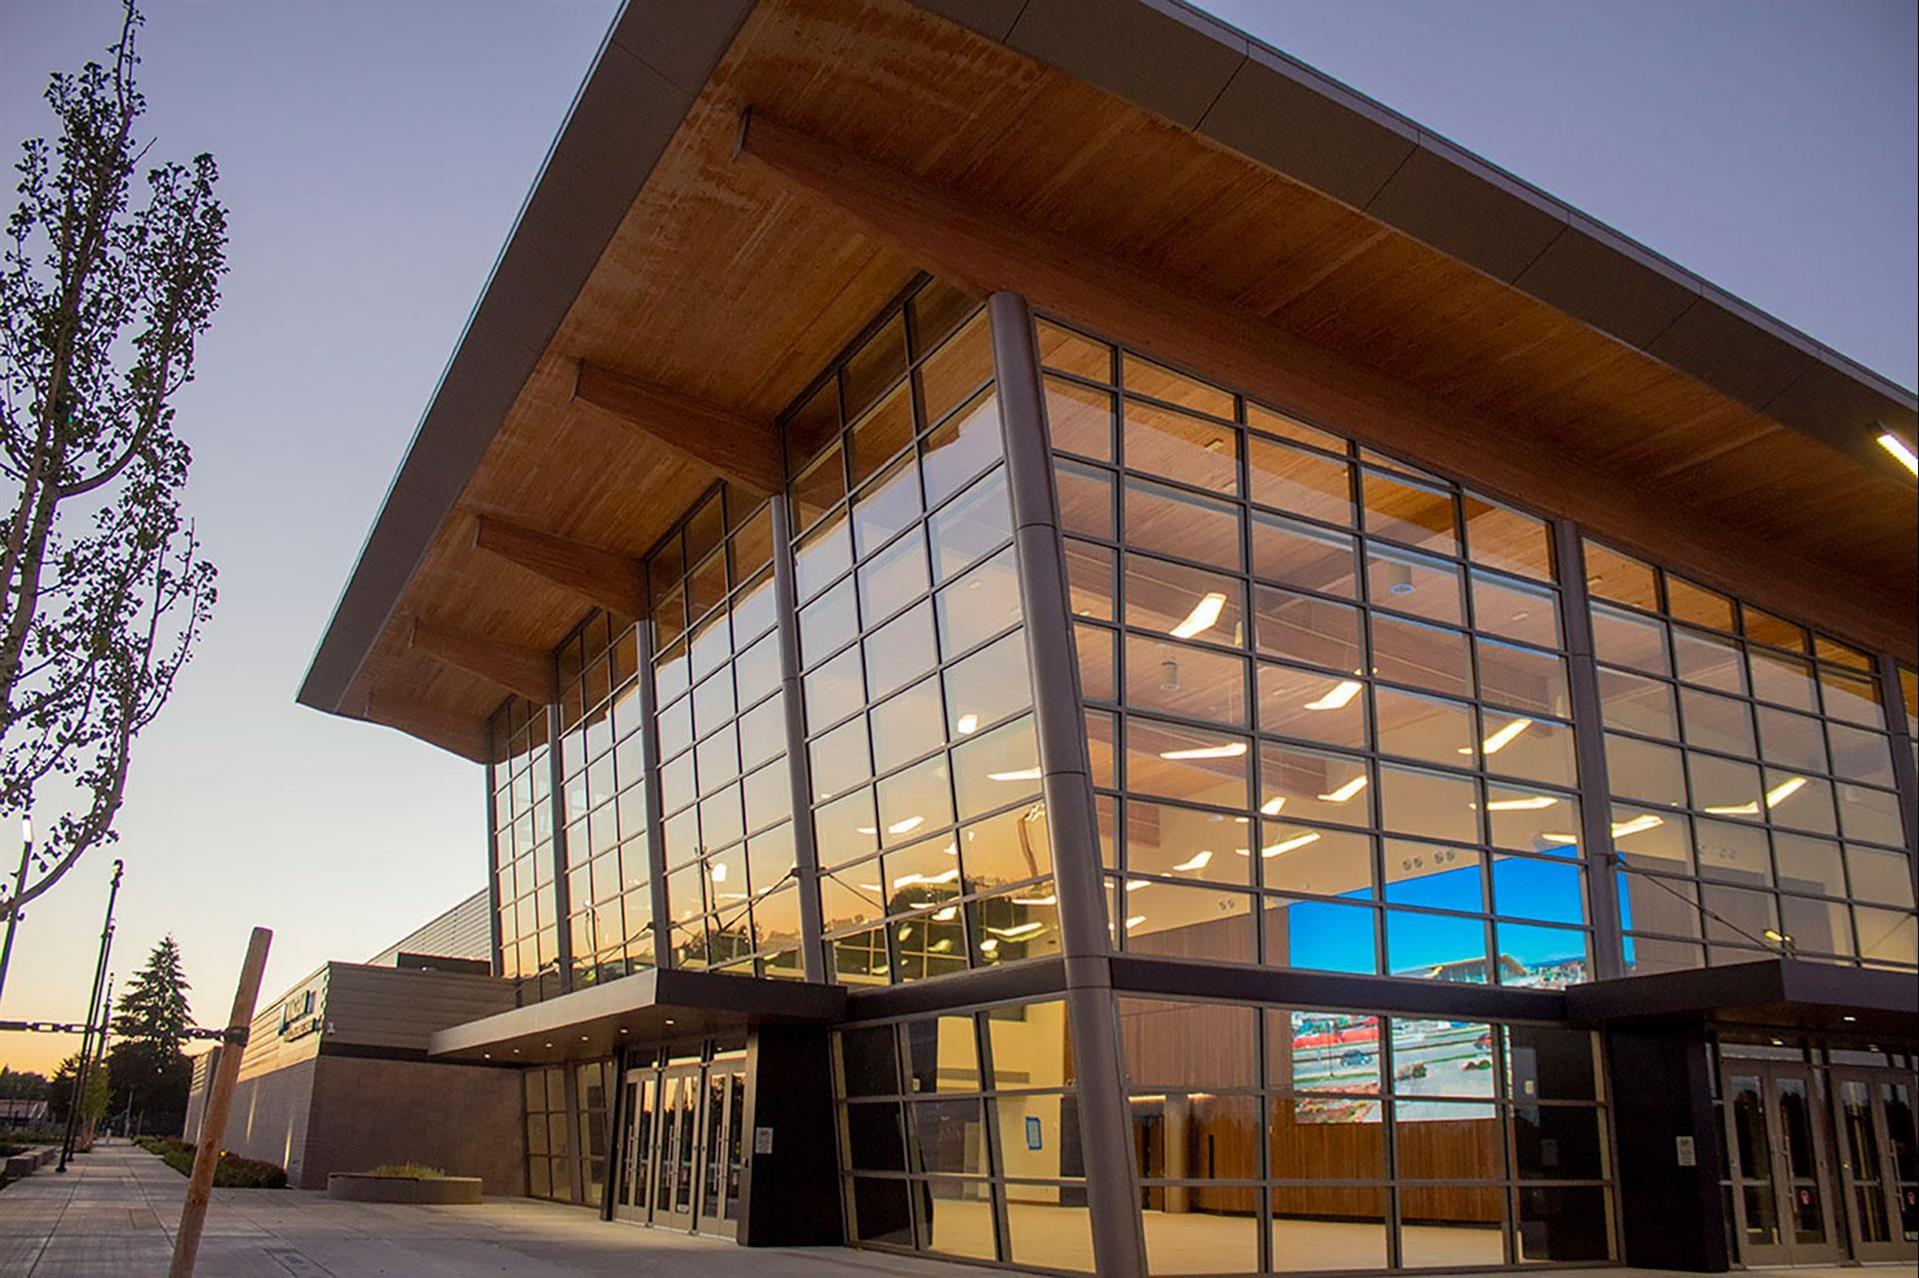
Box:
298 0 1919 763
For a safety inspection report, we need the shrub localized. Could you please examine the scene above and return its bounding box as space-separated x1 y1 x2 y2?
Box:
137 1136 285 1188
361 1163 446 1179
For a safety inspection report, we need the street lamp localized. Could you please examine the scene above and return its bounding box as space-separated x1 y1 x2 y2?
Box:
0 815 34 1006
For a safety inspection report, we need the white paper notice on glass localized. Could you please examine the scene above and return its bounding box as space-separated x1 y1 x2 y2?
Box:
754 1127 774 1155
1675 1135 1696 1167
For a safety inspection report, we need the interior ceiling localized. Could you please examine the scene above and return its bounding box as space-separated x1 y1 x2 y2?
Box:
342 0 1916 759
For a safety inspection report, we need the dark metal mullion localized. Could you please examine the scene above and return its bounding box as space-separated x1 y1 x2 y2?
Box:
1454 487 1500 955
1553 522 1628 980
972 1012 1016 1263
988 291 1146 1278
1380 1018 1404 1269
547 699 574 996
771 494 829 983
484 757 506 979
1352 445 1391 981
1872 651 1919 904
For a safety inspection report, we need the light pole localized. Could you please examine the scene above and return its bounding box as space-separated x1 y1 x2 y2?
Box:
58 859 121 1173
0 816 34 1006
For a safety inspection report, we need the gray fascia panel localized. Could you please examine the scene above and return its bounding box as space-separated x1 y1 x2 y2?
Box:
1007 0 1249 129
296 0 754 718
906 0 1915 412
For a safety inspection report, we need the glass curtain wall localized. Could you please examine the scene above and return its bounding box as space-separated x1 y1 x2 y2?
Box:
785 280 1058 986
645 483 804 976
490 697 559 1005
525 1065 571 1201
1584 542 1918 974
1037 318 1593 988
1117 996 1613 1273
557 613 655 987
836 997 1096 1271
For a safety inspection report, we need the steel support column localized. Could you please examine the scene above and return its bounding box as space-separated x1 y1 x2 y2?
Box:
988 290 1146 1278
1873 652 1919 901
1554 521 1627 980
483 760 505 979
547 702 575 995
771 494 828 982
636 617 675 970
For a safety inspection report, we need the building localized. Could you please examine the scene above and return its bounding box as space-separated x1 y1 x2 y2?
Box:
294 1 1918 1272
183 891 521 1190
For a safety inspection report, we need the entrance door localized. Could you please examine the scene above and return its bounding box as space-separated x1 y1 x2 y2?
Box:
695 1061 747 1238
613 1070 657 1222
653 1066 702 1231
1724 1063 1843 1265
1832 1068 1919 1262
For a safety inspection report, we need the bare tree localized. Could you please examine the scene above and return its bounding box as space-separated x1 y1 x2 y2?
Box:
0 1 223 923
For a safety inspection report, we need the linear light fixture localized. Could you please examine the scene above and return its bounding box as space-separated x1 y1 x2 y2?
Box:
986 921 1045 940
1010 893 1058 906
1159 741 1247 760
1169 592 1228 639
1304 679 1363 711
1260 796 1286 815
988 766 1044 781
1170 850 1213 872
1463 717 1533 757
1879 431 1919 476
955 713 979 735
1486 795 1557 811
887 815 925 835
1261 831 1322 857
1702 801 1760 816
1124 915 1147 930
1317 776 1368 803
1610 814 1664 838
1764 776 1807 807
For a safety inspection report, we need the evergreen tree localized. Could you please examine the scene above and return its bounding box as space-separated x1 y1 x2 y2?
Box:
106 935 193 1126
115 935 192 1054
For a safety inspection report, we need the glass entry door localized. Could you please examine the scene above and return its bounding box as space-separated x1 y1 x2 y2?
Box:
1832 1068 1919 1262
613 1071 656 1222
614 1053 750 1237
1723 1063 1842 1265
696 1062 747 1239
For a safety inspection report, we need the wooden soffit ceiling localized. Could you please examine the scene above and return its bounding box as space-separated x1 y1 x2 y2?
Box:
303 0 1917 761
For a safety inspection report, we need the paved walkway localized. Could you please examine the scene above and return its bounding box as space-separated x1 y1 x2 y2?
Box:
0 1142 1015 1276
0 1143 1902 1277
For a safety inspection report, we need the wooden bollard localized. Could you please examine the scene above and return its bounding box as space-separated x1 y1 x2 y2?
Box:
168 926 271 1278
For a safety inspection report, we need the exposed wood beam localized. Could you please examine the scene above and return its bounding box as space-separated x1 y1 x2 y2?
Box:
473 515 648 620
573 362 784 496
362 692 491 764
735 111 1914 663
409 618 555 705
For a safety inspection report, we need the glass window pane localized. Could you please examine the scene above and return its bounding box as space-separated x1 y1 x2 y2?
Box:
1037 320 1110 381
1387 910 1489 981
1262 896 1378 973
1125 799 1252 885
851 453 922 559
1472 571 1561 648
1260 823 1374 898
865 601 938 701
921 388 1002 508
1254 587 1363 673
1248 436 1353 525
1123 396 1238 494
1673 627 1747 694
1044 375 1114 460
1127 718 1251 808
950 715 1040 819
1583 541 1657 609
1371 615 1470 698
935 547 1022 658
1378 762 1478 844
928 468 1010 584
1591 604 1669 675
1125 634 1248 727
1125 477 1241 571
960 802 1052 893
870 678 945 775
1260 743 1370 828
1251 512 1358 597
1366 545 1463 626
1258 662 1369 749
1125 555 1245 646
1477 638 1570 718
1463 495 1552 581
1121 881 1255 963
1362 468 1457 555
1055 459 1115 539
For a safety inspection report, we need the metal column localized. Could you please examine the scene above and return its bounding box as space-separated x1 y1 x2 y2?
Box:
987 290 1146 1277
636 617 675 970
1873 652 1919 900
771 494 829 983
547 702 575 995
1554 521 1627 980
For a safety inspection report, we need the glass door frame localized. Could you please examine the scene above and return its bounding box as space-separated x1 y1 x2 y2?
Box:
613 1068 657 1223
1831 1065 1919 1263
694 1057 748 1238
1722 1059 1844 1266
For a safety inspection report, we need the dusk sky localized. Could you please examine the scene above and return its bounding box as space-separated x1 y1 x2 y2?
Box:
0 0 1911 1077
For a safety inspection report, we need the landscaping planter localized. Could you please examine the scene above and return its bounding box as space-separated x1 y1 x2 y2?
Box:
4 1154 36 1180
327 1173 482 1204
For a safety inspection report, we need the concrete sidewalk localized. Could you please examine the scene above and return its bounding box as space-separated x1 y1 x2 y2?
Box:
0 1142 1896 1277
0 1141 1014 1276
